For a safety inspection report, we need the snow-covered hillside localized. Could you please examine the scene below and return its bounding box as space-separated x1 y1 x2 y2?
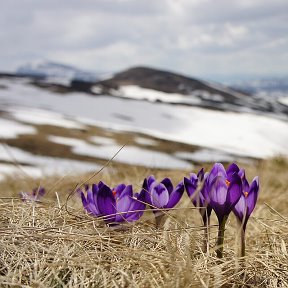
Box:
16 61 99 85
0 69 288 180
93 67 288 117
231 78 288 96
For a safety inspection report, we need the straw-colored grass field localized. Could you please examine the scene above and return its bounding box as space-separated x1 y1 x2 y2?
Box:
0 158 288 287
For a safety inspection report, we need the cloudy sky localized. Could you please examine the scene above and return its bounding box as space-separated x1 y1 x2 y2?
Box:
1 0 288 81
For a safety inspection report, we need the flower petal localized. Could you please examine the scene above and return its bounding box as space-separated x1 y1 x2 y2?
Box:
92 184 99 194
150 183 169 208
142 179 152 204
207 163 226 185
184 175 203 207
246 176 259 215
226 163 240 180
190 173 199 188
115 185 133 222
233 194 246 222
209 176 228 206
32 187 46 199
126 189 146 222
238 168 245 179
166 181 184 208
80 191 91 214
208 176 228 221
197 168 205 181
113 183 126 198
201 177 210 201
238 169 250 192
147 175 156 188
98 181 105 190
242 178 250 194
161 178 174 194
87 189 100 215
184 175 198 198
142 176 156 204
97 184 116 221
92 183 99 205
226 173 242 211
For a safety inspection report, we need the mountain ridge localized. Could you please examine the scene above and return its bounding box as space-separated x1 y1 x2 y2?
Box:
0 63 287 116
93 66 288 115
16 60 100 83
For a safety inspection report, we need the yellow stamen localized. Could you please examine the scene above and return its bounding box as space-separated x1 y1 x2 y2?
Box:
225 179 230 187
244 191 248 198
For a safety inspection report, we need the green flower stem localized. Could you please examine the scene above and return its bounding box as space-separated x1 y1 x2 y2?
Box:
236 219 246 258
155 212 165 228
203 215 210 253
240 226 246 258
216 215 228 258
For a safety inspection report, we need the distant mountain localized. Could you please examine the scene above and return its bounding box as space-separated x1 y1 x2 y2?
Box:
16 61 99 84
231 78 288 96
1 64 287 116
92 66 288 115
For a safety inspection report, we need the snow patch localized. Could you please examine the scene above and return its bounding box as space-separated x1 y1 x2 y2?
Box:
117 85 201 105
134 137 158 146
0 164 42 181
191 90 224 102
48 135 192 169
175 149 234 163
16 60 99 83
0 144 101 180
90 136 116 145
8 107 85 129
73 142 192 170
278 97 288 107
0 119 36 138
47 135 85 147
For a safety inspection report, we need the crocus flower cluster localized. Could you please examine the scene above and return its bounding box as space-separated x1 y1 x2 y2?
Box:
17 162 259 258
184 163 259 257
78 162 259 257
20 186 46 203
80 181 146 224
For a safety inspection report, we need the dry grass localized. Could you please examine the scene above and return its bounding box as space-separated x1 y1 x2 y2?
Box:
0 158 288 287
3 122 200 168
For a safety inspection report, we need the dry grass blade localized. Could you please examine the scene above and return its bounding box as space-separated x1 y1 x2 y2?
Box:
0 158 288 287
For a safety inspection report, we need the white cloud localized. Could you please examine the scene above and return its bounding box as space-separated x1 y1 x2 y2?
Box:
0 0 287 80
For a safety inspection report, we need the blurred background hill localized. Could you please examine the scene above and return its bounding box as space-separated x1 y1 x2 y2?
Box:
0 0 288 180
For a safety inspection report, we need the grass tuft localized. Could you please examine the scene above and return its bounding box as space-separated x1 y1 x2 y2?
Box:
0 158 288 287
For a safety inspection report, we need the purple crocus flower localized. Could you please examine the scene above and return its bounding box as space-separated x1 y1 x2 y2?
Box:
20 186 46 202
79 183 102 217
143 175 184 210
233 171 259 231
232 168 260 257
80 181 146 224
205 163 242 223
184 168 212 253
204 163 242 258
184 168 212 225
142 175 184 226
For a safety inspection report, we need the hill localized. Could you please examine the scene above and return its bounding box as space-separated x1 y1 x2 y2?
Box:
0 64 288 180
4 63 287 115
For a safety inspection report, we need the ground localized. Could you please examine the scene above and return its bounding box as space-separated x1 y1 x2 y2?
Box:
0 157 288 287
